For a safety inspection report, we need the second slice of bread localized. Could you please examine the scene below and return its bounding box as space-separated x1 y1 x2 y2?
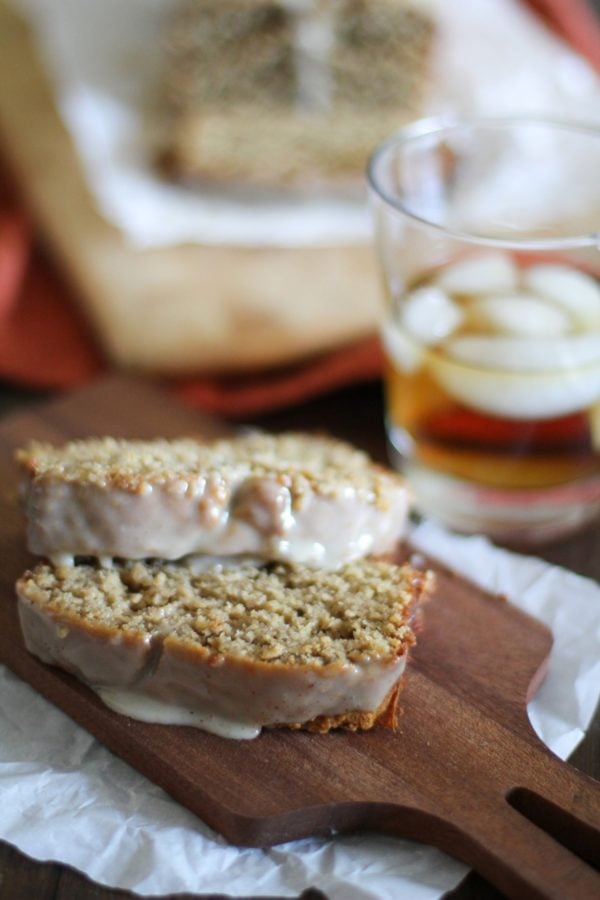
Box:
17 557 431 739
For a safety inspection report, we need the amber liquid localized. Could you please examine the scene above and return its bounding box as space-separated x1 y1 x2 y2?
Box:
385 358 600 491
383 257 600 494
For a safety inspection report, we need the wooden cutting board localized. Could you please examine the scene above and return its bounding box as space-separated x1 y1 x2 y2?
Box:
0 1 380 376
0 377 599 900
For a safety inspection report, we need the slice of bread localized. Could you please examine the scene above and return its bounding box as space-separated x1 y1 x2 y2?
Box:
17 433 409 569
16 557 432 739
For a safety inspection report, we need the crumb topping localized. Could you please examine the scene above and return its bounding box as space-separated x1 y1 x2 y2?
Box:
18 559 431 666
16 433 403 506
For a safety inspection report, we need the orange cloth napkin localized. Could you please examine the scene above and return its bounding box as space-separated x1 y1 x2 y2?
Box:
0 0 598 418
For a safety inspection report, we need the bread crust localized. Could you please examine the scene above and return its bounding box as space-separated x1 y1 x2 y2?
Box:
278 678 404 734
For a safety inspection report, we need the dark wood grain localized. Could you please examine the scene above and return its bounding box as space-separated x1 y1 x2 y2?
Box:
0 376 599 900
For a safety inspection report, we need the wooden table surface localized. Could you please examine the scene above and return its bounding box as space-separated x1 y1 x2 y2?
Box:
0 379 598 900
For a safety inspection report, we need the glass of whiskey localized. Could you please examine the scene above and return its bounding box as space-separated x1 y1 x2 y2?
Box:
367 117 600 543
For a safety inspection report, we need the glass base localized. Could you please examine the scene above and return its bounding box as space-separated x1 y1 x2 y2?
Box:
387 431 600 546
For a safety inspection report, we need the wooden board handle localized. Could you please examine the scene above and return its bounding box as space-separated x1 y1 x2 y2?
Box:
321 794 599 900
360 742 600 899
507 748 600 872
426 740 600 899
317 789 599 900
445 798 600 900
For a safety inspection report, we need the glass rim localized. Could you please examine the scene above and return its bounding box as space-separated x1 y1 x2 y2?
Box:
366 115 600 251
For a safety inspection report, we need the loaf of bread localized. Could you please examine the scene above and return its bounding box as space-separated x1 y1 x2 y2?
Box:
158 0 434 184
17 432 410 569
17 557 432 738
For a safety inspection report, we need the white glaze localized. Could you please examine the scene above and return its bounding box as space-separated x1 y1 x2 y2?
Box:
278 0 336 113
291 0 335 113
94 688 261 740
17 591 407 740
24 474 408 570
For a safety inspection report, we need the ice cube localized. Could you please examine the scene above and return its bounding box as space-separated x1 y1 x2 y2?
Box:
445 334 600 370
468 293 571 337
381 320 423 373
401 286 464 345
430 334 600 419
523 264 600 328
434 252 517 295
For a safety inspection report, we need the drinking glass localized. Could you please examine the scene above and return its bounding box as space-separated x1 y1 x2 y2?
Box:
367 117 600 542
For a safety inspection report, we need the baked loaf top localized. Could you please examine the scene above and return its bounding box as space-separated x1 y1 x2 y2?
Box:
18 557 425 665
17 432 396 500
17 558 432 737
159 0 434 184
17 433 410 567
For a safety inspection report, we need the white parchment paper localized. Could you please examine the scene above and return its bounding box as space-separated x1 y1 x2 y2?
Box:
10 0 600 248
1 522 599 899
